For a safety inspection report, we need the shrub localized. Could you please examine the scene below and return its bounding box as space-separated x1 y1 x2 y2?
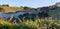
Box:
0 21 12 29
22 20 38 29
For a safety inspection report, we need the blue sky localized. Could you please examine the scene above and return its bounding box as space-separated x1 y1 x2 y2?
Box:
0 0 60 8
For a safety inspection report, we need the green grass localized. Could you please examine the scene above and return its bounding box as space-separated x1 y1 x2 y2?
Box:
0 18 60 29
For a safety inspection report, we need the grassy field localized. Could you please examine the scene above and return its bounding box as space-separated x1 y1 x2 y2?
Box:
0 6 17 13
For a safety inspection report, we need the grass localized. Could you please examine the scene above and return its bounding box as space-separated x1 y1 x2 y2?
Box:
0 6 18 13
0 17 60 29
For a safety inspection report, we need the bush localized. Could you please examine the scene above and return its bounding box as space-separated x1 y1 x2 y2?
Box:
0 21 12 29
10 24 21 29
1 19 60 29
0 20 38 29
22 20 38 29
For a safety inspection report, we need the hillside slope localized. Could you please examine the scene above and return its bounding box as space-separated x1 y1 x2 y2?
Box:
2 6 17 12
48 7 60 20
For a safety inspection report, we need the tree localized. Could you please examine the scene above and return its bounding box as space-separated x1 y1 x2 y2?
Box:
24 6 35 11
23 13 30 20
0 7 4 12
18 14 24 21
30 13 36 21
38 12 42 19
17 6 24 11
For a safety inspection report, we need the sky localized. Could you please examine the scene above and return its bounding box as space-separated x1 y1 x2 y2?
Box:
0 0 60 8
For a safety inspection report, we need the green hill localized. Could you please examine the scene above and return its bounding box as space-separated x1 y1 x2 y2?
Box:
48 7 60 20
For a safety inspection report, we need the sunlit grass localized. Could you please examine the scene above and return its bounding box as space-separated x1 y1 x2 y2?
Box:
0 17 60 29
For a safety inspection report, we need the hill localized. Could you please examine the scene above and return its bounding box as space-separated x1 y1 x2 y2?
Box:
0 5 35 13
0 5 17 13
48 2 60 20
